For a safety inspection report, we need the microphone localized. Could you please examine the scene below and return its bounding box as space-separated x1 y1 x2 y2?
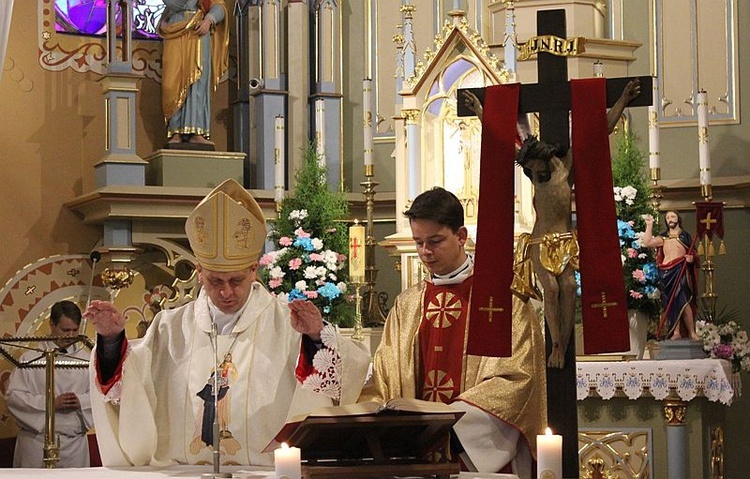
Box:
202 320 231 478
80 251 101 336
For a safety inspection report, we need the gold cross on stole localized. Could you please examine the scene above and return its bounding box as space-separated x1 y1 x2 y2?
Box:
590 291 618 319
478 296 504 322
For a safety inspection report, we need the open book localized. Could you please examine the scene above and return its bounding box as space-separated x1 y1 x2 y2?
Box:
263 398 465 459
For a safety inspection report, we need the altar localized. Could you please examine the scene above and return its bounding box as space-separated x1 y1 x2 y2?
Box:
576 358 735 479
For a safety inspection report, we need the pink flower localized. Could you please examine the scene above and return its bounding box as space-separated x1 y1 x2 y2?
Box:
259 253 275 266
279 236 293 246
629 290 643 299
627 248 637 258
288 258 302 270
269 278 282 289
295 227 311 238
309 253 323 262
338 253 347 262
631 269 646 282
304 290 319 299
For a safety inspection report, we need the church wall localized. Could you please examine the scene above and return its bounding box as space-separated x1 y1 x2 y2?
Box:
623 2 750 477
0 0 231 287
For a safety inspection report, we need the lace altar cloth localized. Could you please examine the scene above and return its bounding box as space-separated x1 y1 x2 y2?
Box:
576 358 735 405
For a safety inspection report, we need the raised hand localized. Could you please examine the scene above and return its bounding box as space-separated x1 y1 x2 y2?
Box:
83 300 126 339
462 90 483 121
288 300 324 341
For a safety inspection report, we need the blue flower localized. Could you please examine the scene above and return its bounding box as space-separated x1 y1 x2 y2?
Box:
288 288 307 301
317 282 341 300
643 263 658 281
293 237 314 251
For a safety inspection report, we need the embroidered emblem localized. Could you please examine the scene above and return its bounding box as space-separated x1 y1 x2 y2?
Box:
425 292 462 328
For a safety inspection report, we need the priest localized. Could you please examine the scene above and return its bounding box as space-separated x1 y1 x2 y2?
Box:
359 187 547 478
84 179 371 467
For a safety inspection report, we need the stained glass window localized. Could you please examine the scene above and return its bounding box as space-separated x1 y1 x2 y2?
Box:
54 0 165 40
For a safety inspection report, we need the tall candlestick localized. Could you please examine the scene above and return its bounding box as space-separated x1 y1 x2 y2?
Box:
696 90 711 186
315 98 326 168
537 427 562 479
349 221 366 283
363 78 374 168
274 115 285 204
274 443 301 479
648 105 660 170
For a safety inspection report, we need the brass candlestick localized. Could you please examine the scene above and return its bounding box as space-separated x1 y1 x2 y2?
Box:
699 184 718 321
352 282 365 341
360 165 387 325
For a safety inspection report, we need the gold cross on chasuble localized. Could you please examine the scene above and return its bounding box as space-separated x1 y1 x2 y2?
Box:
590 291 618 319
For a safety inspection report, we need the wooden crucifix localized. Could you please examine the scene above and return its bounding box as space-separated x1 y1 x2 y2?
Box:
458 9 652 478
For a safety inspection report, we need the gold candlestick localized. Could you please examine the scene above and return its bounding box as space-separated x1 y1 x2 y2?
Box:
352 283 364 341
360 168 387 326
699 185 718 321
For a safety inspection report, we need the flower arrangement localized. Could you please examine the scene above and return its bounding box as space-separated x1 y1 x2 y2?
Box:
260 208 348 317
611 130 661 319
259 143 354 326
696 318 750 374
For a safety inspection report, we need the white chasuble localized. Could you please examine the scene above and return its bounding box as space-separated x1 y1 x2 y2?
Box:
91 283 370 467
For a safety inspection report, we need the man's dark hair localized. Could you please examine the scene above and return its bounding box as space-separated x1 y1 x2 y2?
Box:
50 300 82 326
403 187 464 232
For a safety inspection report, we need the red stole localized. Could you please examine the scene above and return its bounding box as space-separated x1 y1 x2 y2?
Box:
468 79 629 356
570 78 629 353
419 278 473 403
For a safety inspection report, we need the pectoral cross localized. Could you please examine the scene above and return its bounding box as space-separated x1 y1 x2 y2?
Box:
590 291 619 319
700 212 717 230
478 296 503 323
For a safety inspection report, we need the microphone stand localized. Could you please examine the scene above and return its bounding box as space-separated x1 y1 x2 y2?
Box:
202 321 231 478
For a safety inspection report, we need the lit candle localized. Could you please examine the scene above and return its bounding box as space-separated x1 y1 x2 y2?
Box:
696 90 711 186
274 115 285 204
315 98 326 168
537 427 562 479
363 78 374 167
349 220 366 283
274 442 301 479
593 60 604 78
648 105 660 169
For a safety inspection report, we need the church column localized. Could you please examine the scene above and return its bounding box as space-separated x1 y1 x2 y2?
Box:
287 0 310 177
403 109 421 202
664 399 689 479
252 0 287 190
312 0 342 189
96 0 143 270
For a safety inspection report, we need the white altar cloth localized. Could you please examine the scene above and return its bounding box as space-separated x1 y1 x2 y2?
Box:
576 358 735 404
0 465 517 478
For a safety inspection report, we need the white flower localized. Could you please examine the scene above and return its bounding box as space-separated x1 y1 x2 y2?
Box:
303 266 319 279
336 282 347 294
295 280 308 291
311 238 324 250
269 266 285 279
289 209 309 221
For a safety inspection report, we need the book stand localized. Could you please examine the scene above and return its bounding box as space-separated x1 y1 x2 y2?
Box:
271 412 463 479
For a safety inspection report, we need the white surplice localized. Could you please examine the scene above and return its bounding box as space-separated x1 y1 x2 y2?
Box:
6 341 93 468
90 283 370 467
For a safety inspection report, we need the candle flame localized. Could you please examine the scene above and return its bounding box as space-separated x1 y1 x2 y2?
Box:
545 427 553 435
281 442 289 449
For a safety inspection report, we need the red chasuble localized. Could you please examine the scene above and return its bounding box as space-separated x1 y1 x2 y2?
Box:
419 278 473 403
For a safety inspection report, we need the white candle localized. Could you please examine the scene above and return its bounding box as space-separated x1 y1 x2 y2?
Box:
274 115 285 204
593 60 604 78
537 427 562 479
363 78 374 167
274 442 301 479
648 105 660 169
349 221 366 283
696 90 711 186
315 98 326 168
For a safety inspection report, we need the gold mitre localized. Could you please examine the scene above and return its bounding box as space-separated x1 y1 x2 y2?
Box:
186 179 267 272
